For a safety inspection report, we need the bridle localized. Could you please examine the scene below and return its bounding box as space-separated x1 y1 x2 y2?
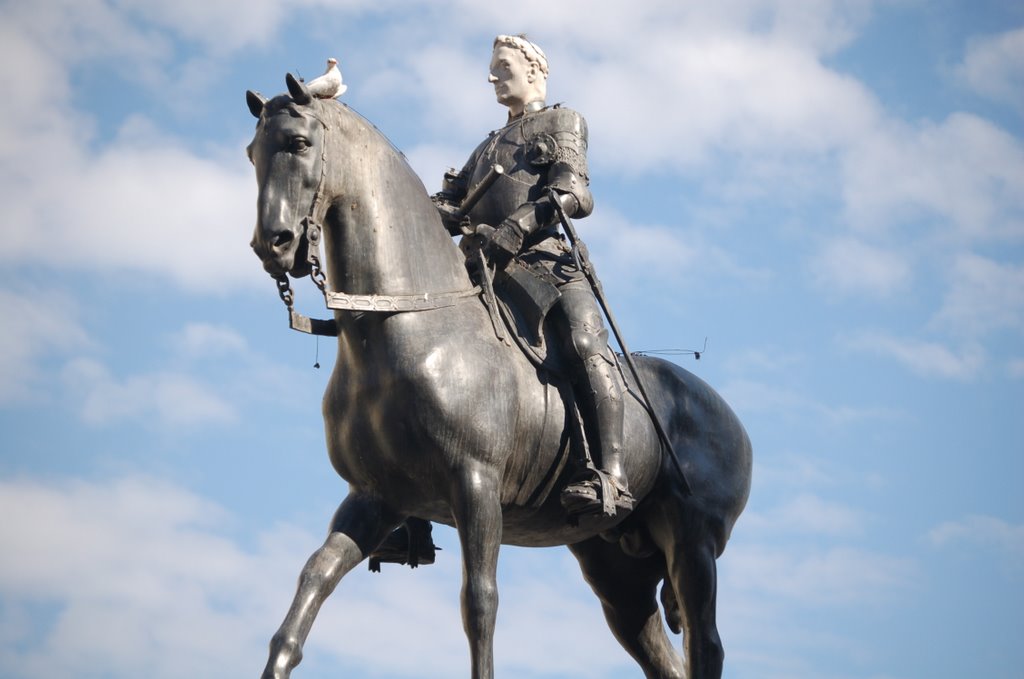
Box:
265 106 479 337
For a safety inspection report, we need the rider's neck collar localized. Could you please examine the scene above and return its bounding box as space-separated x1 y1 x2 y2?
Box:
508 99 546 121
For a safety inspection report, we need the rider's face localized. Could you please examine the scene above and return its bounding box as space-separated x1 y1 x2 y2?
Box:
488 46 541 116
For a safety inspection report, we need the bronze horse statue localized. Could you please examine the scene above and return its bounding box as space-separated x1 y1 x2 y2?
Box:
246 73 752 679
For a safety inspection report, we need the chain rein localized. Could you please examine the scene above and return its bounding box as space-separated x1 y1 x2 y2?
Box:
271 219 326 312
272 107 330 312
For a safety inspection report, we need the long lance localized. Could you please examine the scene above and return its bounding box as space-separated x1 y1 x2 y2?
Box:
548 189 692 495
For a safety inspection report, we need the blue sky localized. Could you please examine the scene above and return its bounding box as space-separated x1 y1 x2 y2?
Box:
1 1 1022 678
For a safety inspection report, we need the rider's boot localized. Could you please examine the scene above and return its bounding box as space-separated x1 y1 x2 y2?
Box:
367 518 438 572
561 353 633 517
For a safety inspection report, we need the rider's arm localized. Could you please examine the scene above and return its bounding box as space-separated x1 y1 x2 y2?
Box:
432 166 470 236
488 108 593 254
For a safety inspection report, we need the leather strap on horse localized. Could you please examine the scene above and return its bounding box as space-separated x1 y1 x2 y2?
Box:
275 161 503 336
324 287 481 312
275 221 481 336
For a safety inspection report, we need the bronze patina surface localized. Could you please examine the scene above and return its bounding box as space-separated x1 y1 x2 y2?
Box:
248 36 751 679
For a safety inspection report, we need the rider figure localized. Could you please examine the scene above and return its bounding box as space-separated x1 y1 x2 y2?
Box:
434 34 633 516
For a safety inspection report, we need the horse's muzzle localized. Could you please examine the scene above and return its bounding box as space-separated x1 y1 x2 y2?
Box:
252 225 301 276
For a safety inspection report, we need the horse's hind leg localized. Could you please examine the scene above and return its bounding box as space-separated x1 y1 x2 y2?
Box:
569 537 684 678
261 492 402 679
648 506 724 679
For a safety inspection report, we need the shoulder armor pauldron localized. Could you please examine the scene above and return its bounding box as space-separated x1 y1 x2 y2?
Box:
523 106 590 181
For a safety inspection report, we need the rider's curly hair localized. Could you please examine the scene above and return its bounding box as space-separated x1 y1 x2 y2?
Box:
493 34 549 77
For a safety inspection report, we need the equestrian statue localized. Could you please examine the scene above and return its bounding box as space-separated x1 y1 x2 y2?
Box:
246 34 752 679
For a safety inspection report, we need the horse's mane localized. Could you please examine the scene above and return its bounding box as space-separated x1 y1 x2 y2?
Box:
262 94 426 194
258 90 465 281
337 103 412 165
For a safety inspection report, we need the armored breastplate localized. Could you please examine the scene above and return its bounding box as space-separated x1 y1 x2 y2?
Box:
464 106 591 228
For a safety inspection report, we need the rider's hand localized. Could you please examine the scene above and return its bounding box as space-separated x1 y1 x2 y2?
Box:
432 195 466 236
478 221 523 267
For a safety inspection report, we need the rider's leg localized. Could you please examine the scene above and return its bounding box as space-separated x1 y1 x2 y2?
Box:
555 284 631 513
584 350 627 488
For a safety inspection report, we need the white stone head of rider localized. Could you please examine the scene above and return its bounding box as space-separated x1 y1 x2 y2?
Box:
489 34 549 118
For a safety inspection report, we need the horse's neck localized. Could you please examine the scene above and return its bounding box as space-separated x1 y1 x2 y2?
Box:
321 115 470 297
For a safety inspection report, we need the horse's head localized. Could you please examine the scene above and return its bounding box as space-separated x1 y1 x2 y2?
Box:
246 74 327 278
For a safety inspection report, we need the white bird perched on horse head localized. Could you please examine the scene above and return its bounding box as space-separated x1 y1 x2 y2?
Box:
306 57 347 99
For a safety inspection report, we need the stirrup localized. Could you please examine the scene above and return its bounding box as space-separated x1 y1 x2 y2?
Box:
561 470 634 518
367 519 439 572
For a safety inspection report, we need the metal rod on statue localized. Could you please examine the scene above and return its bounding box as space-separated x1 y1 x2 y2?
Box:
548 189 692 495
455 164 505 235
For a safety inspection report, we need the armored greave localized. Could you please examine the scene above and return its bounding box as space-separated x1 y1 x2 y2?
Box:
580 351 626 485
557 286 628 489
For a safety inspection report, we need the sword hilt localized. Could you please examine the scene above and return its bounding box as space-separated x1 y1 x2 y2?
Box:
454 164 505 235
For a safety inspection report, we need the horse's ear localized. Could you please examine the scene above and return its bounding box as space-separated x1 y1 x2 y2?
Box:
246 90 266 118
286 73 312 105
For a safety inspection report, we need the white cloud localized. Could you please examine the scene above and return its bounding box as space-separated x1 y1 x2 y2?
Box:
751 452 839 490
722 378 891 425
0 289 323 430
582 207 769 295
841 331 985 380
811 236 911 297
19 126 262 291
115 0 288 53
932 253 1024 339
723 543 916 605
0 477 295 679
42 318 324 431
744 493 865 537
726 347 803 375
404 142 478 195
387 43 497 141
2 0 171 67
5 0 1021 311
0 477 644 679
447 0 875 59
347 2 880 177
173 322 250 359
928 514 1024 569
955 27 1024 109
760 0 875 55
567 31 878 173
0 287 90 405
842 113 1024 239
61 357 237 427
0 8 264 293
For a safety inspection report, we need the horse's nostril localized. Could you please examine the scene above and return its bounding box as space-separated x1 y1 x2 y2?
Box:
272 230 295 249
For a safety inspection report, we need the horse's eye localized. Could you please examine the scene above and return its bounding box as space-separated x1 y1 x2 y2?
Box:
289 136 311 153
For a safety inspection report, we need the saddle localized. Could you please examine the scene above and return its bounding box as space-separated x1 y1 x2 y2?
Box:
464 239 563 370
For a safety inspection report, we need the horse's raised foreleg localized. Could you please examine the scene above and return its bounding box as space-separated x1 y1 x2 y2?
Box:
451 463 502 679
570 537 685 678
261 492 401 679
